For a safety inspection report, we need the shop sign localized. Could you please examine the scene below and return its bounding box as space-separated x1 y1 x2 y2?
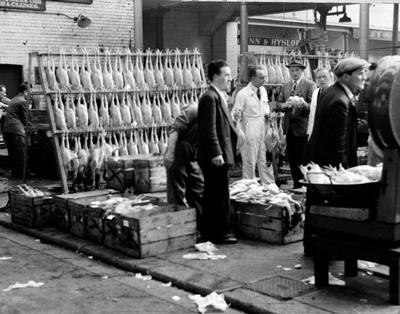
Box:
237 36 300 47
0 0 45 11
353 28 398 41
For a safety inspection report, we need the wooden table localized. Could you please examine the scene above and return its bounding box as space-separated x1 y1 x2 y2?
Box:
312 235 400 305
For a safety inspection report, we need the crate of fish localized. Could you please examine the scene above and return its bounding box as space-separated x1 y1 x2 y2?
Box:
105 156 135 192
132 155 167 193
9 185 54 228
230 179 303 244
232 200 303 244
66 190 121 240
100 199 196 258
53 189 119 232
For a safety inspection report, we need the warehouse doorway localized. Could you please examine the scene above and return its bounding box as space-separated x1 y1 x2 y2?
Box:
0 64 23 98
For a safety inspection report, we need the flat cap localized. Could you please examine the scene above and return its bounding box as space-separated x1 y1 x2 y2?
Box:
286 58 306 69
333 57 370 76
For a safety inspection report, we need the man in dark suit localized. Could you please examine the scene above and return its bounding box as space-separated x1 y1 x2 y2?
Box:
3 82 29 179
310 57 370 168
197 60 237 244
274 59 315 188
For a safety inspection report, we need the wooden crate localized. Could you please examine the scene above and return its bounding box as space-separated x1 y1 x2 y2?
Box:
232 200 303 245
68 190 122 240
9 189 54 228
133 155 166 193
103 204 196 258
53 189 119 232
105 156 135 192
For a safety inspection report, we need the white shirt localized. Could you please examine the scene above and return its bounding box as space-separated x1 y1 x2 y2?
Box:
211 84 229 108
307 87 321 138
232 83 269 120
338 82 355 101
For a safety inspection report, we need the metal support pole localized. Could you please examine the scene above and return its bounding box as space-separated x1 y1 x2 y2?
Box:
343 32 349 53
134 0 143 50
240 2 248 54
393 4 399 55
359 3 369 60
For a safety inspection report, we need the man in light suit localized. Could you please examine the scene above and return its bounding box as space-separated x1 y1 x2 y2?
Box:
310 57 370 168
274 59 316 188
197 60 237 244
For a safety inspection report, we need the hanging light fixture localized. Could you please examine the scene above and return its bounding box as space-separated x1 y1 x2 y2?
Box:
53 12 92 28
338 6 352 23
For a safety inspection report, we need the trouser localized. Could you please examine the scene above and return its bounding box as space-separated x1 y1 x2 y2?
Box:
166 141 204 231
286 129 308 188
199 162 232 241
3 132 25 179
367 135 383 166
240 118 275 184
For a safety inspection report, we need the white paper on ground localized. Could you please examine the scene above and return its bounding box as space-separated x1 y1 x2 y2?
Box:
194 242 218 254
183 253 226 260
0 257 12 261
3 280 44 292
171 296 181 301
160 282 172 287
134 273 152 280
302 272 345 286
188 291 229 314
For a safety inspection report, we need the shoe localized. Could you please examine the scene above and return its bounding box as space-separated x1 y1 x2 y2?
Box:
217 234 237 244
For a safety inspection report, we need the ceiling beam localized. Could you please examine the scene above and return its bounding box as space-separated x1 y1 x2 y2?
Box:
199 3 237 36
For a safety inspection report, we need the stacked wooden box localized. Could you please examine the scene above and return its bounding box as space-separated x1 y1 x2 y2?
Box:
105 156 135 192
132 155 166 193
53 189 119 232
54 190 196 258
232 200 303 245
102 203 196 258
9 188 54 228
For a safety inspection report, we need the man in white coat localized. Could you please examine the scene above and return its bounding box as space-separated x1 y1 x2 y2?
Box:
232 65 275 184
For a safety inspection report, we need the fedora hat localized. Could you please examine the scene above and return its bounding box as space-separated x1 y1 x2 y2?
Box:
286 58 306 69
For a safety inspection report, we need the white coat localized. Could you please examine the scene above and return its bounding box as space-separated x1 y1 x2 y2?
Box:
232 83 274 184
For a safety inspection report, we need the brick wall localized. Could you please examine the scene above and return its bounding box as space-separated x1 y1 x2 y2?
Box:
0 0 135 80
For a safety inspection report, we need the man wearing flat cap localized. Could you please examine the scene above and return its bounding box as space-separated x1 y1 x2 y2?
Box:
309 57 370 168
274 58 315 188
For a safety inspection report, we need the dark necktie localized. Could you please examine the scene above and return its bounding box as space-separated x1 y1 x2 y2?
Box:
317 88 323 104
256 88 261 100
290 81 297 96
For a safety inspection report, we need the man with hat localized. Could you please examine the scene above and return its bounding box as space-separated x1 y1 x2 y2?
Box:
274 58 315 188
309 57 370 168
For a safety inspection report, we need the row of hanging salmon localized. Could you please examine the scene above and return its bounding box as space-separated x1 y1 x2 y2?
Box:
59 127 167 190
52 88 206 132
255 51 334 85
46 47 207 92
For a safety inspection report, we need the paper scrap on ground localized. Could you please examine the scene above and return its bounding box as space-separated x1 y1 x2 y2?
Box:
302 273 345 286
0 257 12 261
189 291 229 314
183 253 226 260
195 242 218 254
282 267 291 271
160 282 172 287
135 273 152 281
172 296 181 301
3 280 44 292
